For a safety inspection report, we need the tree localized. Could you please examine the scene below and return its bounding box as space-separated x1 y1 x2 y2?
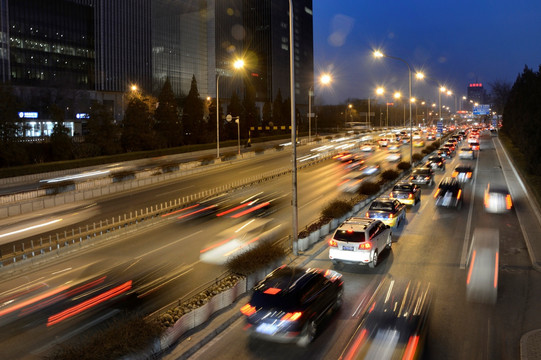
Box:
121 95 157 151
49 103 74 161
242 85 258 139
262 100 272 126
272 89 283 126
489 80 511 116
0 85 27 166
182 75 204 144
282 97 291 127
86 101 121 155
155 78 181 147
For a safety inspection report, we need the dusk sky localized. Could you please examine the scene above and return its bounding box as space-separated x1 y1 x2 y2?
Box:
312 0 541 106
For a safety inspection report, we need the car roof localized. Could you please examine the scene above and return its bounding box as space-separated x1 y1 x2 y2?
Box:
337 217 377 231
454 164 473 172
255 266 321 295
439 177 460 187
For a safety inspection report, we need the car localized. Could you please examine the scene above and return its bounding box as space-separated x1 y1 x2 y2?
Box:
360 143 376 152
333 151 353 162
451 134 463 142
413 139 425 147
378 138 390 147
344 158 365 171
365 197 406 228
339 277 431 360
458 146 475 159
329 217 392 268
389 182 421 206
467 135 479 144
425 155 446 171
388 143 401 153
437 147 452 159
484 183 513 213
434 177 463 209
386 152 402 162
240 266 343 346
442 143 455 153
412 132 422 140
469 142 480 151
452 164 474 184
409 167 434 186
427 133 436 141
338 172 368 193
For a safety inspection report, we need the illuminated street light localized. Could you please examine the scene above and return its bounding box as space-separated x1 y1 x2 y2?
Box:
308 73 332 142
373 49 414 164
216 58 245 159
376 87 384 95
130 84 138 92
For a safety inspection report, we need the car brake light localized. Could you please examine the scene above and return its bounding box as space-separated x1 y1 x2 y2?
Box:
365 212 370 217
484 192 489 207
402 335 420 360
433 189 440 198
359 242 372 250
452 171 458 177
408 193 413 199
506 194 513 209
329 239 338 247
457 189 462 200
390 192 393 197
240 303 256 316
467 172 472 178
425 176 430 180
388 213 393 219
281 312 302 321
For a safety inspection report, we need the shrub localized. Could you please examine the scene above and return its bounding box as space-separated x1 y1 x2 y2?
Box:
358 181 381 195
110 170 135 182
199 154 216 163
221 151 237 160
39 180 76 194
422 148 432 155
314 137 322 142
325 136 333 140
46 315 163 360
321 199 353 220
380 169 399 182
160 162 180 173
412 153 424 162
254 146 265 153
397 161 411 171
226 241 286 276
274 144 283 151
433 140 441 148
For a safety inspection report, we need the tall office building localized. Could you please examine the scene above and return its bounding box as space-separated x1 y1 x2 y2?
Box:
467 83 485 109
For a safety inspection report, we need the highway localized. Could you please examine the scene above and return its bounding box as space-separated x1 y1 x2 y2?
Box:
170 131 541 360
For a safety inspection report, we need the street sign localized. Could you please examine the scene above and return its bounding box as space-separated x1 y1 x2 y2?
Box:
473 104 490 115
437 121 443 133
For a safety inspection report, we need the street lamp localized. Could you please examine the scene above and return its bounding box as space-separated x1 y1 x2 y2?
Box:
374 50 414 164
226 114 241 154
375 87 385 128
216 58 244 159
308 73 332 142
394 92 405 127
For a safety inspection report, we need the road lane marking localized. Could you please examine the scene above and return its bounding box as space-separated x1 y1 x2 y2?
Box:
52 268 72 275
460 148 481 269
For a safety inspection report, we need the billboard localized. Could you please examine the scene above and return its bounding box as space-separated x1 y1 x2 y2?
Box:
473 104 490 115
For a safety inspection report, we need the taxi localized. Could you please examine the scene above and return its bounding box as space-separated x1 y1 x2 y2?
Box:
365 197 406 228
389 182 421 206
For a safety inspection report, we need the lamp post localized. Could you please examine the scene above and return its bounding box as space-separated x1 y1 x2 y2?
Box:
374 50 413 164
226 114 240 154
308 74 331 142
394 92 402 127
376 87 384 128
289 0 299 256
216 59 244 159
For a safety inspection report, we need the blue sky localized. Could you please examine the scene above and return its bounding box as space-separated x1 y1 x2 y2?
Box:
313 0 541 105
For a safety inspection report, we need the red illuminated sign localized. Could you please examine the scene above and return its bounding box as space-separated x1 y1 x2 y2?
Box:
468 83 483 87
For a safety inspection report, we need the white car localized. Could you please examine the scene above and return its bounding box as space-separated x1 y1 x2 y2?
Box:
329 217 392 268
484 184 513 214
386 153 402 162
458 147 475 160
360 143 376 152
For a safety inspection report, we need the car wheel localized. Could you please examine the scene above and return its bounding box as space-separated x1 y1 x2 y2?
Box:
297 320 317 347
386 234 392 250
333 288 344 311
369 250 378 268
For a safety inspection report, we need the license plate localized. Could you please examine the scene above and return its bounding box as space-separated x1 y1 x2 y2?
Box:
256 323 278 335
342 246 354 251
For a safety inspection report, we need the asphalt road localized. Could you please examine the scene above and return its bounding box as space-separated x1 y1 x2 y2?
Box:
173 133 541 360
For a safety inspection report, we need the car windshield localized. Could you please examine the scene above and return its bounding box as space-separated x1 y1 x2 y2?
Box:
370 201 393 211
455 166 471 172
334 230 366 242
393 184 413 192
413 169 430 175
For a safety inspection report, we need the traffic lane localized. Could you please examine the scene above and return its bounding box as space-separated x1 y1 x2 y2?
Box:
189 244 387 360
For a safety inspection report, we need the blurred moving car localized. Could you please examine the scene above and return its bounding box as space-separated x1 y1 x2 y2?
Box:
469 142 480 151
467 228 499 304
378 138 390 147
388 143 401 153
329 217 392 268
360 143 377 152
437 147 452 159
389 182 421 206
386 152 402 163
240 266 343 346
339 277 431 360
333 152 354 162
409 167 434 187
365 197 406 228
413 139 425 147
427 133 436 141
425 155 446 171
458 146 475 160
452 164 474 184
484 183 513 214
434 177 463 209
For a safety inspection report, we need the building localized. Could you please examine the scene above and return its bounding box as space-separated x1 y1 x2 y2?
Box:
466 83 486 110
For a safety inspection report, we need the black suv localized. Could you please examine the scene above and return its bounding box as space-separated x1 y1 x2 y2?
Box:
425 155 446 171
409 167 435 186
434 177 463 209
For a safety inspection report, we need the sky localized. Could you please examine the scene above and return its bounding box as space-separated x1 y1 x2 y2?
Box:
312 0 541 106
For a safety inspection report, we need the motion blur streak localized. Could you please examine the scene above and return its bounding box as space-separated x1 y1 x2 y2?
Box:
20 277 107 316
0 285 69 318
0 219 63 238
342 328 368 360
177 205 217 219
47 280 132 326
494 252 499 288
199 236 235 254
231 202 270 218
467 250 477 285
161 204 199 217
223 236 260 257
41 170 110 183
402 335 420 360
215 203 249 217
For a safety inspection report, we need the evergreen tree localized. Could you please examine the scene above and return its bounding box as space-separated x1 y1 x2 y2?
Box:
0 85 27 166
262 100 272 126
49 103 74 160
226 91 242 140
155 78 181 147
272 89 283 126
86 101 121 155
182 75 204 144
242 85 258 140
121 95 157 151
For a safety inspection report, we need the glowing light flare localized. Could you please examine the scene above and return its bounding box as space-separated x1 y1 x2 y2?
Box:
161 203 200 218
466 250 476 285
264 287 282 295
177 205 217 220
320 73 332 85
344 328 368 360
494 252 499 288
402 335 420 360
230 202 270 218
0 285 70 318
215 203 250 217
281 311 302 321
233 59 245 69
328 239 338 247
0 219 63 239
240 303 256 316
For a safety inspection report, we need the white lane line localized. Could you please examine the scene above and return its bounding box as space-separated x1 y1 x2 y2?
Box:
52 268 72 275
460 153 480 269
